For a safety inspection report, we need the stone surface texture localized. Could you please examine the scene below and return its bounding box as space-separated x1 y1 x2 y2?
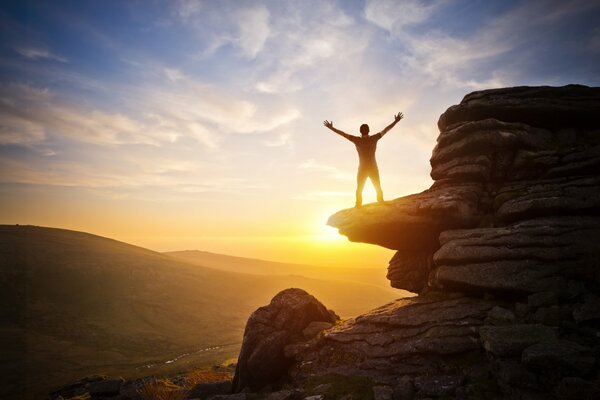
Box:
231 288 339 392
292 86 600 399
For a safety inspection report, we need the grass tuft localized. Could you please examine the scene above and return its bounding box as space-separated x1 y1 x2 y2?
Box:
137 378 185 400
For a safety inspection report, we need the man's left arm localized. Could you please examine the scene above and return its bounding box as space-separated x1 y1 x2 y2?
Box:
378 112 404 138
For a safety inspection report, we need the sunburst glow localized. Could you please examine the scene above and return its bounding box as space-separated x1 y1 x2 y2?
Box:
1 1 599 267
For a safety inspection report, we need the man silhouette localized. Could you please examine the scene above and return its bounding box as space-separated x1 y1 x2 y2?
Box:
324 112 403 207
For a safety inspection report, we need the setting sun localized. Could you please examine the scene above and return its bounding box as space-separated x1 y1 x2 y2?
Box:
2 1 599 399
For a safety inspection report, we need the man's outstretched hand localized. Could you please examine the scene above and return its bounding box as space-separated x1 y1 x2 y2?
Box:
323 120 334 129
394 112 404 122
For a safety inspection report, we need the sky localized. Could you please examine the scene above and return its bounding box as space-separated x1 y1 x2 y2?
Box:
1 0 599 268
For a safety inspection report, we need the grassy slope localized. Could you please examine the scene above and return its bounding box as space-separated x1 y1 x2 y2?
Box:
0 225 400 399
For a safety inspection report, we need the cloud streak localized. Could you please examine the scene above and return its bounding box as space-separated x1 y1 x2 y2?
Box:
17 47 68 62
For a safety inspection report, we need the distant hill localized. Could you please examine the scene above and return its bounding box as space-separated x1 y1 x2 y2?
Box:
165 250 394 289
0 225 402 399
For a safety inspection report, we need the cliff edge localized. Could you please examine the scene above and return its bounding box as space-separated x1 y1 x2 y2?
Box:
234 85 600 400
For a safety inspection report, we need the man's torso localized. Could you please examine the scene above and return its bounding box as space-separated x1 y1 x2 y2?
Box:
351 133 381 167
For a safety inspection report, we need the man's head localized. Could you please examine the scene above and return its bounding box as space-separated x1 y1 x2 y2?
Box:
360 124 370 136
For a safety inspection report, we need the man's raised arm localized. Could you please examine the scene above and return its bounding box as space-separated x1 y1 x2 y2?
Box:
324 120 354 141
378 112 404 137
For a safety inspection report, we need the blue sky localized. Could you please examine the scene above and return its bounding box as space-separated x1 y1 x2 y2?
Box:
1 0 599 265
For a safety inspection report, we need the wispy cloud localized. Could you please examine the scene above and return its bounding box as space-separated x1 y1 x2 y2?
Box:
299 159 354 181
364 0 600 89
164 67 184 82
262 131 293 148
364 0 445 31
234 4 270 58
174 0 270 59
17 47 68 62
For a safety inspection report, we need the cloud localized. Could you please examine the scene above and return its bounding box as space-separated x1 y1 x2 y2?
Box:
364 0 600 90
255 70 302 94
173 0 270 59
174 0 204 20
253 2 370 93
234 4 270 58
299 158 354 181
364 0 443 31
164 67 184 82
17 47 68 62
262 131 293 147
0 72 301 151
0 83 169 147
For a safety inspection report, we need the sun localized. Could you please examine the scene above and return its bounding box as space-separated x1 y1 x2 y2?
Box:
314 208 347 243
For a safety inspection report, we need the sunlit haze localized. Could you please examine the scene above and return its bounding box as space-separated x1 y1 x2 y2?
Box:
1 1 599 267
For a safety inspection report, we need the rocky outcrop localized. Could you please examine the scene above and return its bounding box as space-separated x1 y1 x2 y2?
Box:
232 288 338 393
232 85 600 400
329 84 600 295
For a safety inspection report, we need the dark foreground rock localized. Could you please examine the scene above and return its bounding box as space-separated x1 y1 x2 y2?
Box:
232 288 339 393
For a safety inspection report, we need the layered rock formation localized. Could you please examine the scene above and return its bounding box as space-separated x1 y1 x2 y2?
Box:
235 85 600 400
329 84 600 296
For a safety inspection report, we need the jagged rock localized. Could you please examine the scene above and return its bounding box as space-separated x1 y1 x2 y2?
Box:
522 340 595 376
430 217 600 294
431 259 563 294
232 288 338 393
387 250 432 292
431 119 553 181
288 295 494 386
485 306 516 325
327 182 484 250
479 324 556 356
437 85 600 131
434 217 600 265
414 375 464 397
495 177 600 222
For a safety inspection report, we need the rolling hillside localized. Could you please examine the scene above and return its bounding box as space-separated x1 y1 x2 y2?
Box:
0 225 401 399
165 250 394 289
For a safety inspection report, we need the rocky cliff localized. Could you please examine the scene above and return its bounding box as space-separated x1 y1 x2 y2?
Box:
232 85 600 400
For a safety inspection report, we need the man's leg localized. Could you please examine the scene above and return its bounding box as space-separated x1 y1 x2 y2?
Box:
369 167 384 203
356 168 368 207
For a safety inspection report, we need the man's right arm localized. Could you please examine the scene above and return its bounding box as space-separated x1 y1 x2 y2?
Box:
323 120 355 141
